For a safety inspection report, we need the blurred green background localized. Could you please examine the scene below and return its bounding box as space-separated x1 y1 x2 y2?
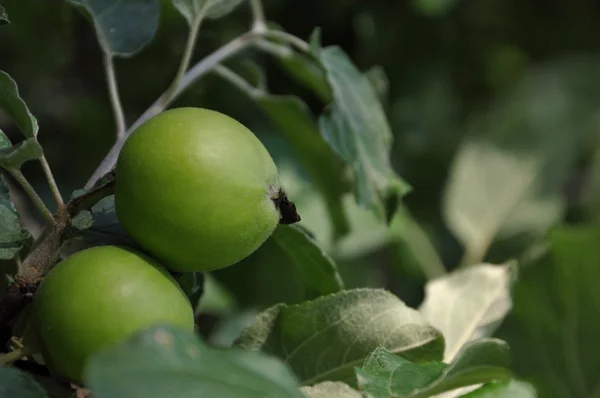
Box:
2 1 600 397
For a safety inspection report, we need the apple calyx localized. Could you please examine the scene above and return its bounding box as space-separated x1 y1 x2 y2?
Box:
272 188 301 225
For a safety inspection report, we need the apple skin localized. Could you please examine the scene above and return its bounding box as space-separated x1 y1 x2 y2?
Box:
114 107 284 272
34 245 195 383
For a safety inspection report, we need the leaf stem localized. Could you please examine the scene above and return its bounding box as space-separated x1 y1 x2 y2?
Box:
213 65 262 97
0 346 29 366
163 10 206 102
84 32 256 189
263 29 310 53
7 168 53 223
39 156 64 208
250 0 267 33
103 53 126 140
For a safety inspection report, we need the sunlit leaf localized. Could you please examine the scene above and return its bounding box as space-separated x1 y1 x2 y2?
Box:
443 60 600 265
234 288 444 386
419 264 514 360
302 381 365 398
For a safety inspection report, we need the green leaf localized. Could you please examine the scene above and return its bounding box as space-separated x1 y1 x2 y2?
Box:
69 0 159 57
272 48 331 102
462 380 538 398
497 225 600 398
173 0 243 22
0 173 32 260
0 138 43 169
356 339 511 398
256 94 349 239
234 288 444 386
419 264 514 361
0 368 47 398
443 60 600 266
313 45 410 222
0 5 9 25
301 381 365 398
61 195 139 257
271 224 343 296
86 324 304 398
0 71 38 138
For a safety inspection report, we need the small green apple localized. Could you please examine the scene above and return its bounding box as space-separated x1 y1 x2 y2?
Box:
114 107 300 272
34 245 195 383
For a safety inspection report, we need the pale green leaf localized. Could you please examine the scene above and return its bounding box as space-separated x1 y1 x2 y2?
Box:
419 264 514 361
302 381 365 398
234 288 444 386
443 60 600 265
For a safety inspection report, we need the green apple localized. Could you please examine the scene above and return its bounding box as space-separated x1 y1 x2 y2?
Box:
114 107 299 272
34 245 195 383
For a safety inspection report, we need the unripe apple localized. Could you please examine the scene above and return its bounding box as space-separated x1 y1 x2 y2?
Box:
114 107 300 272
34 246 195 383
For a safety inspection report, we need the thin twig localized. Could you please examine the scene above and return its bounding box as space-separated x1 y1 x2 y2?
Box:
250 0 267 33
39 157 64 208
7 168 53 223
84 32 256 189
263 29 310 52
163 9 206 102
103 53 126 139
213 65 262 97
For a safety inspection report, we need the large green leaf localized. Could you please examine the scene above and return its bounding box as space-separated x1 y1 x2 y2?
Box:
419 264 514 361
256 95 349 239
462 380 538 398
0 368 47 398
69 0 159 57
271 224 343 296
0 71 38 138
497 225 600 398
312 44 410 222
356 339 511 398
234 288 444 386
86 324 304 398
172 0 243 22
443 60 600 266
